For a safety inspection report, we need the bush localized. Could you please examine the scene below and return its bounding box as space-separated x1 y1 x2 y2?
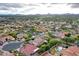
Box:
39 38 63 53
63 37 75 43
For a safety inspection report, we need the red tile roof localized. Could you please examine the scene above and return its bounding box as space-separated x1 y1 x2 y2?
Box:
20 44 38 55
61 46 79 56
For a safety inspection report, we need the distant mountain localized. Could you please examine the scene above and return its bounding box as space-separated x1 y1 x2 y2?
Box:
0 13 79 16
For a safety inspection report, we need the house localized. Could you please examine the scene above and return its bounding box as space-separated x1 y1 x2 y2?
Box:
0 35 15 42
0 50 3 55
0 36 6 43
50 48 56 55
17 33 24 39
0 35 15 45
60 45 79 56
16 33 25 41
56 46 63 52
65 24 72 29
20 44 39 56
0 50 14 56
63 32 69 35
41 51 52 56
32 52 40 56
3 51 14 56
32 36 45 46
35 24 48 32
5 35 15 41
0 41 3 46
53 31 65 38
57 32 65 38
50 45 63 56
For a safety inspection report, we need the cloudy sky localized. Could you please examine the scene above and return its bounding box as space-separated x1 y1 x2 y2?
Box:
0 0 79 15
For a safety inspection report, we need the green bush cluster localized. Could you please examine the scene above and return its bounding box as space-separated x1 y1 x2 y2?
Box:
63 36 75 43
39 38 63 53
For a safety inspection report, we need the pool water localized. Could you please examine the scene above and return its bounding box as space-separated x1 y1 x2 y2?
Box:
2 41 23 51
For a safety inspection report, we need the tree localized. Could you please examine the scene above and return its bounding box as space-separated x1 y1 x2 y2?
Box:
24 32 33 42
47 31 53 38
24 34 28 39
30 26 37 32
65 33 71 37
48 39 62 48
39 39 63 53
75 40 79 47
39 44 49 53
8 31 17 38
74 35 79 40
63 36 75 43
27 32 32 38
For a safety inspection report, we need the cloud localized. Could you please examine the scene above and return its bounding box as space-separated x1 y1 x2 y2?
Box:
0 3 25 8
0 3 40 12
68 3 79 8
0 7 9 10
0 3 26 11
0 3 40 14
0 3 79 15
26 4 40 6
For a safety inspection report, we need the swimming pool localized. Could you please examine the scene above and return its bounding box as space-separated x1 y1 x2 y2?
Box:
2 41 23 51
